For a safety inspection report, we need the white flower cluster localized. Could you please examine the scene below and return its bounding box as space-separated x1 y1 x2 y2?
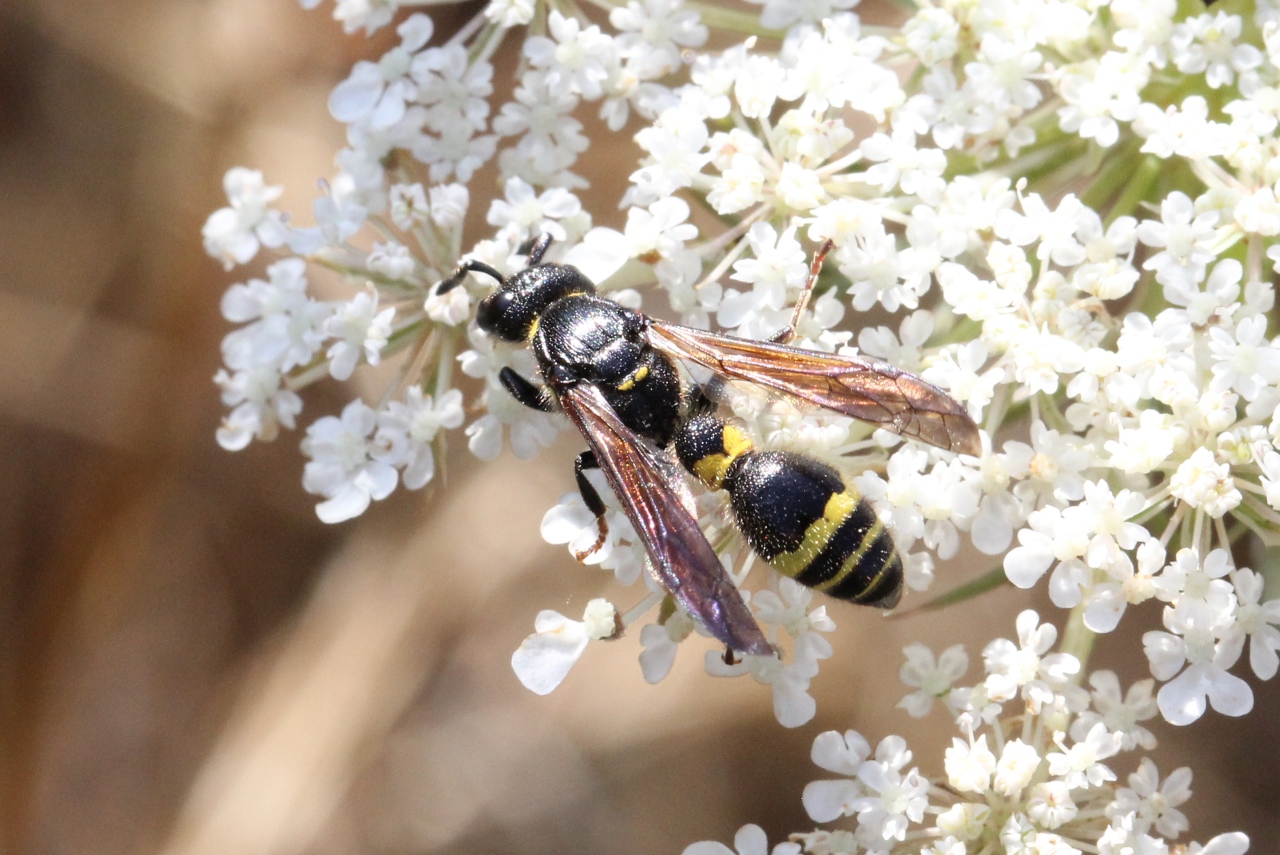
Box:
205 0 1280 844
683 610 1252 855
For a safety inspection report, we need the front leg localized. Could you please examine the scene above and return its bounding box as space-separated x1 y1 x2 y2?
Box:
769 238 835 344
573 450 610 561
499 366 555 412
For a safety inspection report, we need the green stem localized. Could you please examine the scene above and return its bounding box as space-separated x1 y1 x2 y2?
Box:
1079 138 1141 212
1105 154 1162 225
1060 603 1096 681
684 2 784 38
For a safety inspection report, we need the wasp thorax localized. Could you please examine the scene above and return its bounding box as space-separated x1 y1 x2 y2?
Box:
475 263 596 342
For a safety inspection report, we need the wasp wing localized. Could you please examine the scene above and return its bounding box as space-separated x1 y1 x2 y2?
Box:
649 322 982 456
558 383 773 657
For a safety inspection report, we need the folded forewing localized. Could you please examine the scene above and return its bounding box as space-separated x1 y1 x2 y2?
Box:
559 383 773 657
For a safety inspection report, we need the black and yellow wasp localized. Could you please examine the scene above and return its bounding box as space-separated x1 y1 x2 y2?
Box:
437 234 981 657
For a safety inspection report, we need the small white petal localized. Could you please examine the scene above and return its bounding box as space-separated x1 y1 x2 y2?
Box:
802 779 860 822
511 611 590 695
563 227 630 285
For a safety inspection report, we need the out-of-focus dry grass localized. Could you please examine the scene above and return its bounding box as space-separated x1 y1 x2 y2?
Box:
1 2 1279 854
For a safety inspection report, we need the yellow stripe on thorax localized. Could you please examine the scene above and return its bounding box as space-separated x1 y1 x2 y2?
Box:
770 490 858 578
691 425 753 490
815 517 884 592
615 364 650 391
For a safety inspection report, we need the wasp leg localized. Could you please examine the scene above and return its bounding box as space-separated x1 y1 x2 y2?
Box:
572 450 609 561
687 378 727 417
519 233 555 265
499 367 555 412
769 238 835 344
722 646 741 666
437 259 506 295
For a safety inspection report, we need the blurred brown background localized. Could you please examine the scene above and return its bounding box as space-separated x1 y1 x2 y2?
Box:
0 1 1278 854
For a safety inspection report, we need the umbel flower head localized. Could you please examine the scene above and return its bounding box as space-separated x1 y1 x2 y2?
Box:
204 0 1280 847
684 610 1252 855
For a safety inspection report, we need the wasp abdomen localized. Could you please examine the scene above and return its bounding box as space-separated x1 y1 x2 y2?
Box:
675 416 902 609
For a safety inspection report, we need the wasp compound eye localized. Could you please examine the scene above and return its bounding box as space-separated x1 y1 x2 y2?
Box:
476 289 524 340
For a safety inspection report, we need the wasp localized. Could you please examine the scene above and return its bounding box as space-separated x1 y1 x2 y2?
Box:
437 234 981 657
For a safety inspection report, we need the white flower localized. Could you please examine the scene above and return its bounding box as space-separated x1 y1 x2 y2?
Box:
1233 568 1280 680
1171 12 1262 89
1208 315 1280 402
1071 670 1158 751
424 280 473 326
484 0 534 27
367 241 416 280
945 733 996 793
706 583 832 729
202 167 285 269
412 43 493 132
523 11 617 100
860 127 947 205
1055 53 1145 148
1108 758 1192 839
388 182 428 230
1170 447 1240 517
220 257 332 373
1026 781 1077 829
321 0 413 35
510 599 619 695
903 7 960 66
638 610 694 683
718 223 808 337
898 642 968 717
1143 596 1253 725
414 122 498 184
214 362 302 451
1165 257 1243 325
611 0 707 78
1135 192 1218 291
540 485 644 586
328 15 431 129
683 824 800 855
487 176 584 243
301 399 399 523
993 739 1041 797
850 736 930 841
376 387 464 489
1046 722 1121 789
745 0 857 30
324 290 396 381
429 183 469 229
983 610 1080 711
287 191 369 255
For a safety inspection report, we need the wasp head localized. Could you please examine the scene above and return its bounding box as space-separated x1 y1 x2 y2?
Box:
470 263 597 342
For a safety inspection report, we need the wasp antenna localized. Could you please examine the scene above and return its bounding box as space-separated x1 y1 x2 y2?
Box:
437 259 506 294
521 233 554 265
